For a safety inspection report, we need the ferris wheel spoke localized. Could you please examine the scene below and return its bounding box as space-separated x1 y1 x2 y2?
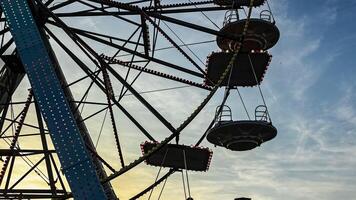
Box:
128 0 151 5
86 0 218 12
1 117 46 134
0 27 8 48
80 106 108 123
0 38 13 55
8 157 46 190
44 0 55 6
146 6 227 14
144 4 227 16
55 5 226 17
140 16 150 57
0 27 9 36
85 143 116 173
102 55 212 91
48 153 68 194
144 0 216 9
130 169 176 200
65 69 101 88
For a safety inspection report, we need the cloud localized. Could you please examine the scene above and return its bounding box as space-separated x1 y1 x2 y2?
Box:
334 84 356 126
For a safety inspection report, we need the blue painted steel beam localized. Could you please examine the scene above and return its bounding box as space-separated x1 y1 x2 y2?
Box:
0 1 107 199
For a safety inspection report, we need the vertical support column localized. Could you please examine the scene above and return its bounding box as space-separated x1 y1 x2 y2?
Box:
0 1 107 199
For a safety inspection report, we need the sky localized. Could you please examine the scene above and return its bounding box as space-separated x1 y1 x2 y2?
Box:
1 0 356 199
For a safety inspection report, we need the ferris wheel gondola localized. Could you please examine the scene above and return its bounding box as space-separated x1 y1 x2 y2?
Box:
207 105 277 151
205 51 272 87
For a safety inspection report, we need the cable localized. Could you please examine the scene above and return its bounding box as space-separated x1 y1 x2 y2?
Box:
117 61 152 101
115 40 215 58
121 85 191 97
247 54 272 122
187 0 220 29
148 148 169 200
183 150 192 198
266 0 275 22
10 100 15 140
151 6 161 58
130 169 175 200
161 21 206 66
236 88 251 120
181 170 187 199
95 108 109 148
73 68 101 115
157 174 168 200
213 49 235 122
242 7 248 18
118 30 143 98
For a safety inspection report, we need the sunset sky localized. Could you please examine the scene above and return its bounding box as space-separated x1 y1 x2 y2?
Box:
1 0 356 199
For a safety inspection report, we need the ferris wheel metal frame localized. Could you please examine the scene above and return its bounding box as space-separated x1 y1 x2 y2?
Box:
0 0 278 199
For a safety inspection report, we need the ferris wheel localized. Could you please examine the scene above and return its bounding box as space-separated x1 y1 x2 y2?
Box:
0 0 279 199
